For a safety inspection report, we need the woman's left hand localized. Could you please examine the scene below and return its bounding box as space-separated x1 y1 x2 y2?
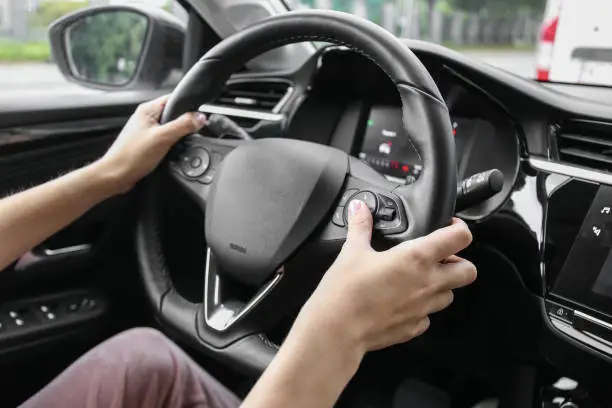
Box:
98 95 207 193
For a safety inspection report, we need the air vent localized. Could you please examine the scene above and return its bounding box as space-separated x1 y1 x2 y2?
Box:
215 81 291 112
557 120 612 172
199 81 292 132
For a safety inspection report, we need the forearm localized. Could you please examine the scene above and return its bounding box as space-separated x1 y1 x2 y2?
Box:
0 160 121 271
242 301 364 408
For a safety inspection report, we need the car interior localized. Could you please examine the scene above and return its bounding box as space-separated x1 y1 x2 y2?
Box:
2 0 612 407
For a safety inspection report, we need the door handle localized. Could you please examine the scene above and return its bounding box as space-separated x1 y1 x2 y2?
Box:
15 244 92 272
41 244 91 256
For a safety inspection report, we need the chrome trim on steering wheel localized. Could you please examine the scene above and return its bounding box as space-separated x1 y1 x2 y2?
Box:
203 248 284 332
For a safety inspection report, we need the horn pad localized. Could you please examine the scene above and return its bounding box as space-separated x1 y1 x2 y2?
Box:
205 138 348 286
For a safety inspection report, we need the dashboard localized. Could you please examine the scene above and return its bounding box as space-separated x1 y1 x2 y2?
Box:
206 40 612 404
283 47 520 221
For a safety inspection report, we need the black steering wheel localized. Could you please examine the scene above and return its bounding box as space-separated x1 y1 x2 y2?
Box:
136 10 456 376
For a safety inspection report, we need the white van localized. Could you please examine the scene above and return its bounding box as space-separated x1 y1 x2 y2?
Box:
536 0 612 86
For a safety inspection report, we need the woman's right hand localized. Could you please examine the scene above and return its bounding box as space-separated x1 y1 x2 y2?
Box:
243 200 477 408
297 200 477 354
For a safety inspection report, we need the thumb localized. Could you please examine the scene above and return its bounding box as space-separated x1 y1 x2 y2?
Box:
156 112 207 142
345 200 373 249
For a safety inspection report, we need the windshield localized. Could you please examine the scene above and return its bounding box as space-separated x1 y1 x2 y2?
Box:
289 0 612 87
1 0 610 94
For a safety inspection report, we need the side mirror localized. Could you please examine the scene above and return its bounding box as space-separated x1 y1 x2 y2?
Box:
48 5 185 91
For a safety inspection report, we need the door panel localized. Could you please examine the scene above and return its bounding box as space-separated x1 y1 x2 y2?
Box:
0 93 161 406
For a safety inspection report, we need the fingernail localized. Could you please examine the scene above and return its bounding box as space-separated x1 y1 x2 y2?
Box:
347 200 364 219
195 112 207 128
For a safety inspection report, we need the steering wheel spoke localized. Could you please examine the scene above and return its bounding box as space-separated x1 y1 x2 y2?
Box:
203 248 284 332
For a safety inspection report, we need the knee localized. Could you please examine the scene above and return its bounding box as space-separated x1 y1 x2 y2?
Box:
113 327 171 349
102 327 178 378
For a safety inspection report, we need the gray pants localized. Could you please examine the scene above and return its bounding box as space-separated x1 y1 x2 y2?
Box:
19 328 242 408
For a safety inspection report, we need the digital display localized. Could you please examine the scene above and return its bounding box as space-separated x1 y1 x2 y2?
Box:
358 106 473 184
358 106 422 183
553 185 612 316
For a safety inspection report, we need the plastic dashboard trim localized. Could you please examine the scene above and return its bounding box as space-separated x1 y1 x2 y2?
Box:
529 157 612 186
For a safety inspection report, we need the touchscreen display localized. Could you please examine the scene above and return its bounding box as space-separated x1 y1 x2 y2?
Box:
552 185 612 315
593 253 612 298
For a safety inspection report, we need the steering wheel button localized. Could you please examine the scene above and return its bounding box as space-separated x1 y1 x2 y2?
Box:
332 207 345 227
180 148 210 178
375 218 401 231
190 157 202 168
378 194 396 208
338 189 358 206
198 170 215 185
353 191 377 214
375 220 392 230
377 207 396 221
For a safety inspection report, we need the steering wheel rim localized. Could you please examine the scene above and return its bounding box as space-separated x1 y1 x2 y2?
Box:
136 10 456 376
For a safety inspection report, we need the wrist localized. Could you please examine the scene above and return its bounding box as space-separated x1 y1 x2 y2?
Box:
84 158 133 198
293 296 367 365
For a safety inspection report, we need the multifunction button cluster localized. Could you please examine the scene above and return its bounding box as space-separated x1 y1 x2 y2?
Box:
177 147 220 184
332 189 402 233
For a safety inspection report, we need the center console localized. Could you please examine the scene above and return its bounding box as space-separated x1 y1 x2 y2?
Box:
545 179 612 355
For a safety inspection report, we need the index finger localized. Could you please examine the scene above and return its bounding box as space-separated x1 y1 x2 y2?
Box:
399 218 472 262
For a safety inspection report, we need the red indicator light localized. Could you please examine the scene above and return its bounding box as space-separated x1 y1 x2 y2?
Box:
402 165 410 173
452 129 457 136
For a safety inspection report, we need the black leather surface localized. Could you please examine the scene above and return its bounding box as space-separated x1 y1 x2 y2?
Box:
136 179 171 312
139 10 455 375
394 84 456 239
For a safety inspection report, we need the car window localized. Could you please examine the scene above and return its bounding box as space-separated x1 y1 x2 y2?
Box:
290 0 612 87
0 0 186 97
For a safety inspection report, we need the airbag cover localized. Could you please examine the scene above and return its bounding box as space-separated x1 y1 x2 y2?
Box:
205 138 348 286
